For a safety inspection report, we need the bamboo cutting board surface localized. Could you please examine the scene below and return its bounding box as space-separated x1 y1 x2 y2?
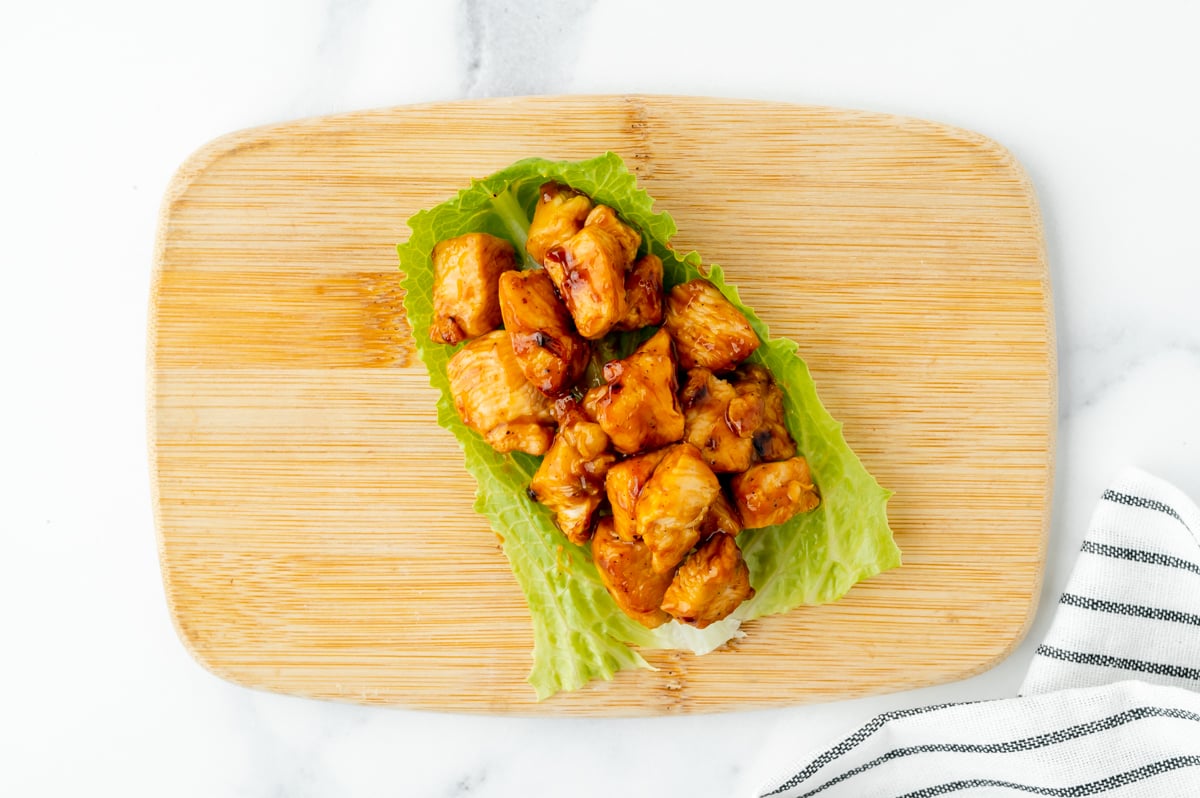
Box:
150 95 1054 715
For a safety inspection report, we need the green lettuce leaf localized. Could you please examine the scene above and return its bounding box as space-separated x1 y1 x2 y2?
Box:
398 153 899 699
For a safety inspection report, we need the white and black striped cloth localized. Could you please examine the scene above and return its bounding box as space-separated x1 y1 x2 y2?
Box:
757 468 1200 797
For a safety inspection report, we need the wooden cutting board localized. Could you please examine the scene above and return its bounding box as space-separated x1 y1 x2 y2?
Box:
150 95 1054 716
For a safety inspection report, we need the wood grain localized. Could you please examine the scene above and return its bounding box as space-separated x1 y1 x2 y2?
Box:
149 95 1055 715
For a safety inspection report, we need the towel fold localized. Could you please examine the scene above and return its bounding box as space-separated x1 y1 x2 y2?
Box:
757 469 1200 797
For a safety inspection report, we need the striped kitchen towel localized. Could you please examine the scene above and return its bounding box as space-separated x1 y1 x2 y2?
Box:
756 468 1200 797
1022 469 1200 696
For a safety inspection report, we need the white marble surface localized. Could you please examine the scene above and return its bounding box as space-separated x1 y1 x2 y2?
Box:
5 1 1200 794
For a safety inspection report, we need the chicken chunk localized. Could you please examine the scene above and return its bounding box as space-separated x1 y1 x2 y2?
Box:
446 330 555 455
635 443 722 573
583 328 685 455
498 269 589 396
701 489 743 539
429 233 517 344
605 447 670 542
661 533 755 629
663 278 760 371
583 205 641 267
731 457 820 529
528 401 616 544
591 518 674 629
680 368 754 473
727 364 796 462
615 253 664 331
545 226 628 340
526 182 592 266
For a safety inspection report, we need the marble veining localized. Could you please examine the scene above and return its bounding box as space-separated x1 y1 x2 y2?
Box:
6 1 1200 796
459 0 594 97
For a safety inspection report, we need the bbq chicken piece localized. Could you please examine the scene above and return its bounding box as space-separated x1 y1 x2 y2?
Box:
731 457 820 529
700 489 743 539
498 269 589 396
429 233 517 344
526 182 593 266
615 253 664 332
663 278 760 371
635 443 722 573
605 447 670 542
592 517 674 629
545 227 629 340
661 533 755 629
679 368 754 473
727 364 796 462
528 402 616 544
446 330 555 455
583 205 641 267
583 328 685 455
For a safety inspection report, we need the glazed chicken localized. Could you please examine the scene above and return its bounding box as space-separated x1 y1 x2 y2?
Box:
526 182 593 265
498 269 589 396
430 233 517 344
680 368 755 473
446 330 556 455
605 447 669 542
543 230 627 339
583 205 641 267
544 206 641 340
634 442 722 573
606 443 740 543
663 278 760 371
680 363 798 474
615 253 664 331
591 517 674 629
728 364 796 462
731 456 820 529
528 401 616 544
583 328 686 455
660 533 754 629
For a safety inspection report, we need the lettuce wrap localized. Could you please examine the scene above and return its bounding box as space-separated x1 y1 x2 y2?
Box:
398 153 899 699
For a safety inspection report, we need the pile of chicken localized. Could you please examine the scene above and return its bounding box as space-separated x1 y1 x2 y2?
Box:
430 182 820 630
